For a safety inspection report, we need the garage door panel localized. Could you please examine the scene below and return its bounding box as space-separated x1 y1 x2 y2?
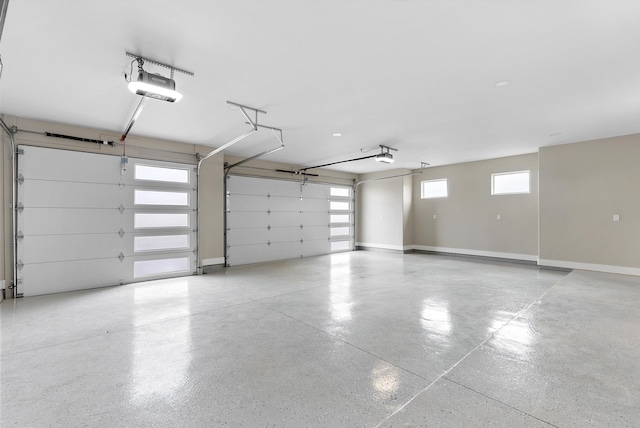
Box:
302 198 328 212
302 226 330 241
228 243 301 265
21 180 125 209
301 240 330 257
20 146 121 184
18 234 123 263
20 259 125 296
267 212 301 227
226 211 269 229
303 212 329 226
227 194 270 212
301 184 330 198
227 228 271 246
268 226 302 242
20 208 126 235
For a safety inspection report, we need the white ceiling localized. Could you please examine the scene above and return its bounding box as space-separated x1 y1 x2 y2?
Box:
1 0 640 173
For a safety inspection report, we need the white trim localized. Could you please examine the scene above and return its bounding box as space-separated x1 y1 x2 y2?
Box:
411 245 538 262
202 257 225 266
356 242 407 252
539 259 640 276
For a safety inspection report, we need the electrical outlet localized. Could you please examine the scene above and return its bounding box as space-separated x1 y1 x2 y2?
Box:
496 214 501 220
613 214 620 222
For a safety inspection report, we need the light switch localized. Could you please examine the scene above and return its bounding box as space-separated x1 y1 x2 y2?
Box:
496 214 501 220
613 214 620 222
433 214 437 219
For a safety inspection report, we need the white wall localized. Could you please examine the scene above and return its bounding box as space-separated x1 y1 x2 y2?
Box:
356 169 412 251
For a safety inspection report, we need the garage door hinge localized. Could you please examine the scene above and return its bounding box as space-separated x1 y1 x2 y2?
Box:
119 204 125 214
118 252 125 262
119 228 125 238
16 231 24 240
17 148 24 155
16 259 24 270
267 240 272 246
17 173 24 185
16 203 24 213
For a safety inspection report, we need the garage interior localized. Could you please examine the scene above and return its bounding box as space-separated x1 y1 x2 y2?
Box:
1 1 639 426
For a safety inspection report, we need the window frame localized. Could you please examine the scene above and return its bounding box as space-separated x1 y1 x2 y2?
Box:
491 170 531 195
421 178 448 199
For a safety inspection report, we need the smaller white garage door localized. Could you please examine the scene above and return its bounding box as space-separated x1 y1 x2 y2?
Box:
16 146 197 296
226 175 353 266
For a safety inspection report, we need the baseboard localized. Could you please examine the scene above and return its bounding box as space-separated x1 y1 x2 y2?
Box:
411 245 539 263
539 259 640 276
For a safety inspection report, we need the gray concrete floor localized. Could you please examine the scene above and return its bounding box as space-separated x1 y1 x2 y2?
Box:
1 251 639 427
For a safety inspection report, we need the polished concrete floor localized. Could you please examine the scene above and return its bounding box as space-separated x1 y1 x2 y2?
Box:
1 251 639 427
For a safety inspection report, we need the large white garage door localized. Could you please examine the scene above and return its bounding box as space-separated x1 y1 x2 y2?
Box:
226 175 353 266
16 146 197 297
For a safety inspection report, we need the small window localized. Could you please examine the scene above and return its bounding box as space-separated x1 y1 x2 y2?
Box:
330 227 350 237
330 214 350 224
134 235 190 252
330 187 351 197
133 257 190 278
134 190 189 206
135 164 190 183
330 201 350 211
492 171 530 195
134 213 190 229
421 179 448 199
331 241 351 251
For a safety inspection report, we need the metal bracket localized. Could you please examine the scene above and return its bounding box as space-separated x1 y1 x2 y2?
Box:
16 259 24 270
118 252 125 262
17 173 24 185
125 52 195 77
16 231 24 240
118 228 125 238
119 204 125 214
16 202 24 213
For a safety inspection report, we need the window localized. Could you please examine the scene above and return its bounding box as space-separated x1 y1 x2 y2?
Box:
492 171 530 195
329 187 353 253
330 227 350 237
134 190 189 206
330 201 350 211
134 235 190 252
330 214 350 224
421 179 448 199
133 257 190 278
331 241 351 251
134 213 190 229
330 187 351 197
134 164 190 183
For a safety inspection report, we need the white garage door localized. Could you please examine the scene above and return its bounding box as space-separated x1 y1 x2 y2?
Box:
226 175 353 266
16 146 197 296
